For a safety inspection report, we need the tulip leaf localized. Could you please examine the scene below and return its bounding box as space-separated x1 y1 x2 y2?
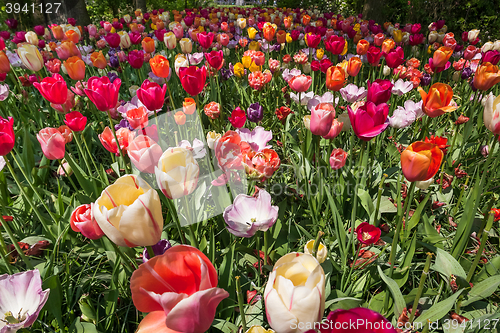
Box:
212 319 238 333
357 188 374 216
431 246 467 282
65 153 96 202
42 274 64 330
377 266 406 319
414 289 464 325
461 275 500 306
405 191 431 237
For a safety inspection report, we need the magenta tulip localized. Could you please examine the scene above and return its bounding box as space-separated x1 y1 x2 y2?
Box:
348 101 389 141
0 116 15 156
384 47 405 68
136 80 167 111
84 76 121 111
367 79 393 105
197 31 215 49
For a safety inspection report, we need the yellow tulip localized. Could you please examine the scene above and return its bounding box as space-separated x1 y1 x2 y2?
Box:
393 29 403 43
316 48 324 60
341 41 348 55
286 33 293 43
248 40 260 51
247 27 258 40
233 62 245 78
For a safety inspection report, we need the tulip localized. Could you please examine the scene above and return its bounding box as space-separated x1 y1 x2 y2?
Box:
126 106 149 129
401 141 443 182
229 107 247 128
366 46 382 66
288 74 312 92
179 38 193 54
63 56 86 81
163 32 176 50
484 94 500 134
325 35 345 55
418 83 458 117
149 54 170 78
90 51 107 69
356 222 381 245
432 46 453 68
468 29 480 43
17 43 43 72
128 50 145 69
50 24 64 40
0 270 50 332
329 147 348 169
180 98 195 115
473 63 500 91
128 135 163 174
251 51 266 66
131 245 229 333
33 74 68 104
0 116 15 156
340 84 367 103
347 56 362 77
247 102 264 123
247 27 258 40
197 31 215 49
99 127 133 155
482 50 500 66
37 127 66 160
348 101 389 141
264 252 325 333
304 239 328 263
179 66 206 96
174 111 186 125
137 80 166 111
64 111 87 132
205 50 224 71
357 39 369 55
305 33 321 48
84 76 121 112
310 103 335 136
142 37 155 53
263 24 276 42
367 79 393 104
93 174 163 247
0 51 10 73
204 102 220 119
326 66 346 91
25 31 38 46
118 31 131 49
385 46 405 68
104 33 120 48
70 204 104 239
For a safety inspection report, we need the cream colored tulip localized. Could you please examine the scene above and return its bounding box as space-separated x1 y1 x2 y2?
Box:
25 31 39 46
174 54 189 76
437 31 445 43
494 40 500 51
428 31 438 44
303 115 311 130
123 14 131 24
93 175 163 247
264 252 325 333
164 32 177 50
468 29 480 43
304 240 327 264
481 41 494 53
484 94 500 135
155 147 200 199
206 131 221 150
179 38 192 54
17 43 44 72
416 178 434 190
246 326 275 333
237 18 247 29
118 31 131 49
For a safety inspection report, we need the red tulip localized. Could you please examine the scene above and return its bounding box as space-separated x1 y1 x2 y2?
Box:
84 76 121 111
99 127 133 156
0 116 15 156
228 107 246 128
348 101 389 141
204 50 224 71
33 74 68 104
126 106 149 129
130 245 229 333
197 31 215 49
324 35 345 55
384 47 405 68
70 204 104 239
305 33 321 48
356 222 381 245
366 46 382 66
367 79 393 105
137 80 167 111
37 127 66 160
64 111 87 132
179 66 207 96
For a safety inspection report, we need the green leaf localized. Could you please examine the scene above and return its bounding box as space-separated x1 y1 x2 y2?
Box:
357 188 374 216
462 275 500 306
65 154 96 201
42 275 64 330
431 247 467 281
377 266 406 319
414 289 464 325
212 319 238 333
406 191 431 236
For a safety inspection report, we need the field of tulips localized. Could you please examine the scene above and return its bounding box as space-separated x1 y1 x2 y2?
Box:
1 6 500 333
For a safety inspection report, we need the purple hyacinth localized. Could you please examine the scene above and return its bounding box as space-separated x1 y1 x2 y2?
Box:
142 239 172 262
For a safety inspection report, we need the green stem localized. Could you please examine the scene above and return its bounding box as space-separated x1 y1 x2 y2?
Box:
409 253 432 322
466 210 494 282
374 173 388 227
263 230 269 268
146 245 155 259
311 230 325 259
0 215 34 269
58 159 79 192
235 276 247 332
110 242 137 274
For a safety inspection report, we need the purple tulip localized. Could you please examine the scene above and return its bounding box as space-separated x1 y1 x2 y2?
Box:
247 103 264 123
5 18 18 30
0 270 50 331
223 189 278 238
142 239 172 263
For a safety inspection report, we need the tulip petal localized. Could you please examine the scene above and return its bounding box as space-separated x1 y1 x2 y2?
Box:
136 311 182 333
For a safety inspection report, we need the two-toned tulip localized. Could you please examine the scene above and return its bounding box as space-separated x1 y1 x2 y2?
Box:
401 141 444 182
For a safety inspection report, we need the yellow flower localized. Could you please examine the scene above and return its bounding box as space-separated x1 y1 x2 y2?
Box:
316 48 324 60
304 240 328 263
242 56 253 69
353 23 360 32
286 33 293 43
427 45 433 54
233 62 245 78
248 27 258 40
248 40 260 51
341 41 348 55
393 29 403 43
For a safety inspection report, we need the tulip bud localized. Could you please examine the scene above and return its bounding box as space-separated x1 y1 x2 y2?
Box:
383 65 390 76
304 240 328 263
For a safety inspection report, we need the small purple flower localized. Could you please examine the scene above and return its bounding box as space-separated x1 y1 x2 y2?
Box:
0 270 50 331
142 239 172 263
109 55 119 68
223 189 278 238
340 84 368 103
236 126 272 152
462 67 473 79
247 102 264 123
115 119 134 131
421 73 432 86
220 68 233 80
5 18 18 30
107 71 119 82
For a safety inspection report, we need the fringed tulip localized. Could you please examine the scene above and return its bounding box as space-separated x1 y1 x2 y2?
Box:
401 141 444 182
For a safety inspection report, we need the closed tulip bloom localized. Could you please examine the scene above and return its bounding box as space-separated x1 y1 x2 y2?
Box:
64 111 87 132
326 66 346 91
179 38 193 53
93 175 163 247
99 127 133 155
473 63 500 91
174 111 186 125
142 37 155 53
305 33 321 48
131 245 229 333
483 94 500 134
468 29 480 43
50 25 65 40
276 30 287 44
357 39 369 55
91 51 107 69
56 41 81 60
432 46 453 68
347 56 362 76
126 106 149 129
263 24 276 42
85 76 121 112
229 107 247 128
197 31 215 49
137 80 166 111
33 74 67 104
0 116 15 156
155 147 200 199
482 50 500 66
264 252 325 333
385 46 405 68
401 141 443 182
17 43 43 72
310 103 335 136
25 31 38 46
64 56 86 81
205 50 224 71
118 31 131 49
325 35 345 55
149 54 170 78
392 29 403 43
367 79 393 104
418 83 458 117
329 147 348 170
288 74 312 92
179 66 207 96
366 46 382 66
251 51 266 66
182 97 196 115
0 51 10 73
128 50 145 69
37 127 66 160
128 135 163 174
105 33 120 48
70 204 104 239
237 18 246 29
322 119 343 139
348 101 389 141
381 38 395 54
163 31 177 50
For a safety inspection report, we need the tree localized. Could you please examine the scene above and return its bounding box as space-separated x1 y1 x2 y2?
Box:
362 0 386 24
43 0 91 26
135 0 147 13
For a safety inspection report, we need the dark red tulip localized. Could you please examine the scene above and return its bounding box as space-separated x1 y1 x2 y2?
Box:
129 32 142 45
127 50 144 69
179 66 207 96
356 222 381 245
366 46 382 66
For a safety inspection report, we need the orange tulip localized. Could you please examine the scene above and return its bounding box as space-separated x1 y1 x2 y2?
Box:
418 83 458 118
90 51 107 69
356 39 370 55
326 66 346 91
149 54 170 78
276 30 286 44
183 97 196 115
381 38 395 54
50 25 64 40
401 141 443 182
0 51 10 73
174 111 186 125
347 56 362 77
142 37 155 53
432 46 453 68
302 14 311 26
263 24 276 42
473 62 500 91
65 30 80 43
283 16 292 29
64 56 86 80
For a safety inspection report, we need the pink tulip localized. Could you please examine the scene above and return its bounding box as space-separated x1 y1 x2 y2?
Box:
348 101 389 141
36 127 66 160
310 103 335 136
84 76 121 112
288 74 312 92
329 148 348 170
136 80 167 111
127 135 163 173
70 204 104 239
322 119 343 139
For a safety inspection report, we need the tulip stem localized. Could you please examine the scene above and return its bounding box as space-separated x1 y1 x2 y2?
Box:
409 253 433 322
373 173 388 226
263 230 269 268
0 213 34 270
110 242 137 273
107 111 131 174
58 159 79 192
311 230 325 259
466 210 494 283
166 82 176 110
235 276 247 332
146 245 155 259
81 132 106 186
